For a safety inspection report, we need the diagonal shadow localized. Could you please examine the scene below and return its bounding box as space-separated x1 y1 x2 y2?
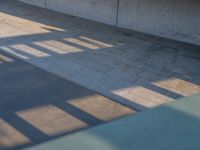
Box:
0 1 200 149
0 51 134 150
0 0 200 110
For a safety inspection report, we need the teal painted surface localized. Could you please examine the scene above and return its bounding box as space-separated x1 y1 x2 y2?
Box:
25 93 200 150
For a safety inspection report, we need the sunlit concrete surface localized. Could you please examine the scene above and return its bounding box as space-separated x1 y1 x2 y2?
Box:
23 93 200 150
0 51 134 150
0 1 200 111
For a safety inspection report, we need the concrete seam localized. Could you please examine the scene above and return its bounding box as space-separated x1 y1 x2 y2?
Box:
45 0 47 8
115 0 120 26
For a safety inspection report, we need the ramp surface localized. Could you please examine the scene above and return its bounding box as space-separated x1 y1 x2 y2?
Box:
0 51 134 150
0 1 200 111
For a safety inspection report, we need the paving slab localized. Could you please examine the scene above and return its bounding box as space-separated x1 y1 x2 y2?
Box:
0 51 134 150
0 1 200 110
24 93 200 150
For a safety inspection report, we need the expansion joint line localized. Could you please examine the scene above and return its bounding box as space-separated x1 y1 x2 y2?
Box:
115 0 120 26
45 0 47 8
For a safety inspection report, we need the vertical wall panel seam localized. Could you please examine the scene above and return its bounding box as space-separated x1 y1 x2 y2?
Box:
45 0 47 8
115 0 120 26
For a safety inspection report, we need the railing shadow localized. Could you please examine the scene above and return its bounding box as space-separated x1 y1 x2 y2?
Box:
0 1 200 149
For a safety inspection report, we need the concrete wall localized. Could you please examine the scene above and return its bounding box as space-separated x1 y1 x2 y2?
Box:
46 0 118 25
19 0 118 25
118 0 200 45
19 0 46 8
18 0 200 45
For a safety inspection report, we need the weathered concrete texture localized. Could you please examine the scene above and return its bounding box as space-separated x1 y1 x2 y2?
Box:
18 0 200 45
18 0 118 25
1 1 200 111
118 0 200 45
19 0 46 8
24 93 200 150
0 51 134 150
46 0 118 25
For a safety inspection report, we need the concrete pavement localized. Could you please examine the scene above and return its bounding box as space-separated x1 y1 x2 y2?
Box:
0 1 200 111
0 1 200 110
0 51 134 150
0 1 200 149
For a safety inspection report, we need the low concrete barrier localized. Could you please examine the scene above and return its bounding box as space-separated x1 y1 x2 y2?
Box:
118 0 200 45
18 0 200 45
46 0 118 25
19 0 46 8
19 0 118 25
